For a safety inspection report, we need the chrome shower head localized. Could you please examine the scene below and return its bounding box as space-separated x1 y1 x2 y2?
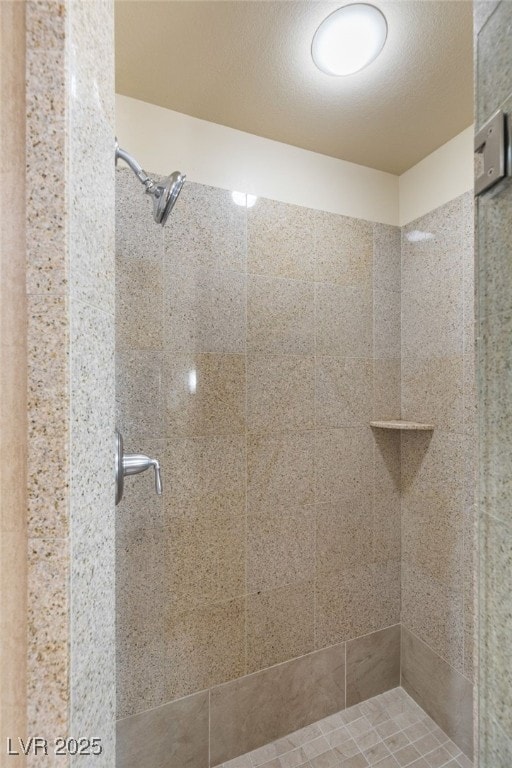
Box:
151 170 186 226
115 139 186 226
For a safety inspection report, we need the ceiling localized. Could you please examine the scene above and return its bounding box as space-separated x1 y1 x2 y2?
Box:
115 0 473 175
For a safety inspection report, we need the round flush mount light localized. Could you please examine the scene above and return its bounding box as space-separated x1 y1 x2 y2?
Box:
311 3 388 76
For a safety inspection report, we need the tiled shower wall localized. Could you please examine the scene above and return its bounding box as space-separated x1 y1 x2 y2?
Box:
475 1 512 764
400 192 475 758
115 170 402 765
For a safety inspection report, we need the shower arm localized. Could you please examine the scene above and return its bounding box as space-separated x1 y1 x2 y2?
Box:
115 139 155 194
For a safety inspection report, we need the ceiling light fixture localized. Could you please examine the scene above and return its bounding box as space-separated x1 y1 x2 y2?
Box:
311 4 388 76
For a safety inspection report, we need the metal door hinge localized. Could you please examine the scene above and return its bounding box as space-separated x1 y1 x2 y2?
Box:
474 110 510 196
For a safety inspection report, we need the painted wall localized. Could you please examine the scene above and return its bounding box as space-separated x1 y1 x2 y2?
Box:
398 128 474 226
115 94 473 227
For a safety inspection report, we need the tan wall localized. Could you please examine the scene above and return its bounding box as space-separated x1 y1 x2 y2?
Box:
115 171 402 764
0 3 27 763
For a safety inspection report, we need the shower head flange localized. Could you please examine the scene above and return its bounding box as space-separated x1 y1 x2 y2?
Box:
114 138 186 226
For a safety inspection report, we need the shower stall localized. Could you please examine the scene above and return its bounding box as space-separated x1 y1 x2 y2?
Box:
2 2 511 767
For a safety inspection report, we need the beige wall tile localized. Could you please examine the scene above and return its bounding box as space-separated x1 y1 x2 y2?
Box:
401 626 473 758
165 181 246 272
315 283 373 357
373 224 401 293
116 255 163 351
401 279 463 359
167 512 246 609
374 289 401 359
116 528 166 659
164 353 246 437
164 265 246 354
402 564 463 672
247 355 314 433
116 645 167 721
247 432 314 514
247 275 315 355
373 359 401 421
247 198 316 280
210 643 345 765
165 598 246 700
165 435 246 519
315 428 373 506
402 357 463 433
247 507 315 592
116 691 209 768
346 625 400 706
246 581 315 673
401 431 464 591
315 358 372 428
116 168 163 263
315 212 373 287
373 429 401 564
116 349 163 440
316 502 372 577
315 564 399 648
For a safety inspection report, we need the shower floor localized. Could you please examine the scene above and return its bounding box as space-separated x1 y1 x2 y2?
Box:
215 688 472 768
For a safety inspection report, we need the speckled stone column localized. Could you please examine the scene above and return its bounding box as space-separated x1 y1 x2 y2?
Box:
475 1 512 765
26 1 115 764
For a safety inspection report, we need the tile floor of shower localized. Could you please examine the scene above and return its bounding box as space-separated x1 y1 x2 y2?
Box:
214 688 472 768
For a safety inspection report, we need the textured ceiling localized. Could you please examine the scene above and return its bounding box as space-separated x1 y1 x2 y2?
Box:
115 0 473 175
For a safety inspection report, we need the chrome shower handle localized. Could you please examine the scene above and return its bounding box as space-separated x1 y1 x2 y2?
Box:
115 430 163 505
123 454 162 495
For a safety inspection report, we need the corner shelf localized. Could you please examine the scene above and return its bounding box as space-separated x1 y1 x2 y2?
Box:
370 420 434 431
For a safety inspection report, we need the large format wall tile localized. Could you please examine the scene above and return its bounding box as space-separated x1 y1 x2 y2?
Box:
315 357 372 428
247 432 314 513
401 626 473 757
164 353 246 437
165 182 246 272
165 435 246 519
401 563 464 673
165 598 246 700
401 356 464 432
246 581 315 673
315 283 373 357
209 643 345 765
315 562 399 648
247 274 315 355
247 197 316 280
247 507 315 592
315 211 373 287
117 691 209 768
346 624 401 706
164 265 247 355
247 354 314 433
